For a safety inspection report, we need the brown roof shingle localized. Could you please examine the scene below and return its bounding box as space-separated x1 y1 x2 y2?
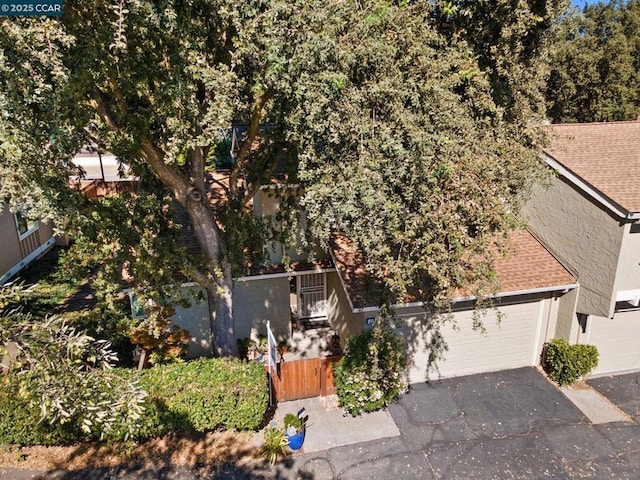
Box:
330 230 576 311
545 121 640 214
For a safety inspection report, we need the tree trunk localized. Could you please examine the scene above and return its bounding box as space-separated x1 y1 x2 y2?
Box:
139 141 238 356
185 195 237 357
205 261 236 357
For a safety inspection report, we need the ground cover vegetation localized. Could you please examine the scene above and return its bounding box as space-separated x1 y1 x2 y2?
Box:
547 0 640 122
0 0 567 360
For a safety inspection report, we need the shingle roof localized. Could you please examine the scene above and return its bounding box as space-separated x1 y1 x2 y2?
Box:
545 121 640 214
491 230 576 295
330 230 576 311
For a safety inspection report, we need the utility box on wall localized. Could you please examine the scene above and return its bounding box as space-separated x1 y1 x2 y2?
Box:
364 317 376 332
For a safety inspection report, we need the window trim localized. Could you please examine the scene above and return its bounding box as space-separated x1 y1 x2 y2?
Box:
14 212 39 240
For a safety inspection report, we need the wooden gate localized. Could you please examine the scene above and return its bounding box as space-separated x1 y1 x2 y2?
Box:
270 356 342 402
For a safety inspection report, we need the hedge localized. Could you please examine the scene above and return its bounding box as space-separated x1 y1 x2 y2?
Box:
542 338 599 386
132 357 269 435
0 357 269 445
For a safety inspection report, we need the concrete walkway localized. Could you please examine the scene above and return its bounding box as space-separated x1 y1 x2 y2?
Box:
264 396 400 453
561 384 630 424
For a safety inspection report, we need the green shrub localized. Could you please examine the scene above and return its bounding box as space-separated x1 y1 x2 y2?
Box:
543 338 599 386
0 375 81 446
335 314 407 415
283 412 304 435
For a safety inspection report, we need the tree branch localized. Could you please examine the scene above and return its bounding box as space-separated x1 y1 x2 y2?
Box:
229 88 274 196
244 153 282 204
190 146 206 195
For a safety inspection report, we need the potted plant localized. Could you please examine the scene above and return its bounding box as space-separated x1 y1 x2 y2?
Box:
261 421 288 464
278 339 291 355
256 334 268 360
284 411 307 451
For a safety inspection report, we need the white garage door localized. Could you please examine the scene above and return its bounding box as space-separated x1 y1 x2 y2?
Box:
399 300 545 383
586 310 640 375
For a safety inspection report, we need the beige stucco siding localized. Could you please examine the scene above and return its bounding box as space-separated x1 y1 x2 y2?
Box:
586 310 640 375
523 177 624 317
555 286 580 342
614 224 640 293
233 276 291 342
326 271 363 340
169 285 212 359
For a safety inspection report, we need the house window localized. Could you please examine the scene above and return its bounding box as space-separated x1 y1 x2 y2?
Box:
14 212 38 239
630 223 640 234
297 273 327 319
128 292 147 319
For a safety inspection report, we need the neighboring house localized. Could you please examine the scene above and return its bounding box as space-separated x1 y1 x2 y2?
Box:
0 204 57 285
523 120 640 375
1 151 138 286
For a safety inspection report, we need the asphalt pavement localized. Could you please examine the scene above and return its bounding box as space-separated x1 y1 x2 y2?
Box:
3 367 640 479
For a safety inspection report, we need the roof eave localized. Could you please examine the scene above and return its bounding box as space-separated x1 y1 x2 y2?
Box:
542 152 640 221
352 283 579 313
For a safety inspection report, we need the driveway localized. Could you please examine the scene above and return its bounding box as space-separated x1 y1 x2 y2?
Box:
280 367 640 479
587 372 640 423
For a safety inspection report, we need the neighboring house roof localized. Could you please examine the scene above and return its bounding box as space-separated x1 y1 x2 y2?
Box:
544 121 640 218
330 230 577 312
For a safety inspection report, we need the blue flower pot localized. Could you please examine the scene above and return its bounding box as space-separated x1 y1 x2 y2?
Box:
286 431 305 451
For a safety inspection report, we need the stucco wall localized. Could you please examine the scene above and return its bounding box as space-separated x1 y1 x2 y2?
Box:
523 177 624 317
614 223 640 293
169 285 212 359
326 271 363 341
233 276 291 342
555 286 580 342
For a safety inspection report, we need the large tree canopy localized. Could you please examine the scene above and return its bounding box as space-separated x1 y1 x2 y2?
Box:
0 0 566 354
547 0 640 122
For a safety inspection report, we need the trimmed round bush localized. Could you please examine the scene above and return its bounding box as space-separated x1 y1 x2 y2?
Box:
542 338 599 386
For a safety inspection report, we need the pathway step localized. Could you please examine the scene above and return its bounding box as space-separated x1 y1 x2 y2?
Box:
561 385 631 424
